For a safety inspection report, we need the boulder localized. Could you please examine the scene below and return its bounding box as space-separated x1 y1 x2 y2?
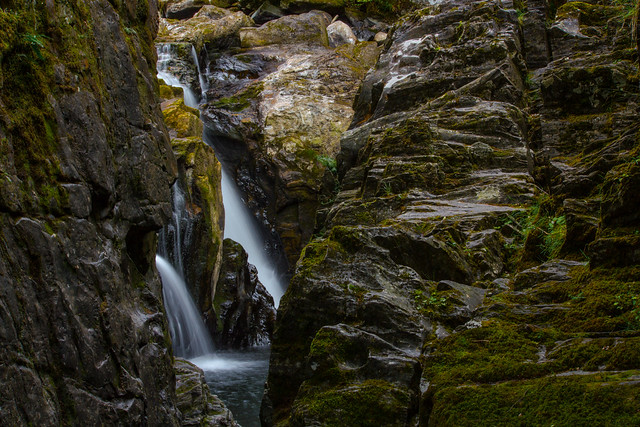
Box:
327 20 357 47
174 358 239 426
158 9 255 51
239 10 331 47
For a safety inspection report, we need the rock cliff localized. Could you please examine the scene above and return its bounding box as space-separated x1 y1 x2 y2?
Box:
263 0 640 425
0 0 181 424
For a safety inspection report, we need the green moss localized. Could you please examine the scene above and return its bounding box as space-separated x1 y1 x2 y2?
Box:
293 379 411 427
556 1 625 27
429 371 640 426
212 82 264 112
423 320 550 386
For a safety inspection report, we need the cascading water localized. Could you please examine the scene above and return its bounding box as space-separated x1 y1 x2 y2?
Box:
220 168 285 306
158 182 188 277
157 43 199 108
156 43 285 427
156 255 214 358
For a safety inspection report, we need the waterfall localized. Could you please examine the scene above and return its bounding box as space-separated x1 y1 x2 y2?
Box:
220 168 285 306
156 255 214 358
157 44 199 108
191 45 208 98
158 182 188 277
158 42 287 307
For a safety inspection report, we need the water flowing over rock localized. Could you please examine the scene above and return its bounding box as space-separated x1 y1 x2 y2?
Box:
158 91 225 321
157 255 216 358
0 1 180 424
262 0 640 424
199 10 381 267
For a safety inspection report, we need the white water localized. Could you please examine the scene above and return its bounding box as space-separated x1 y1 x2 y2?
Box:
156 255 214 359
156 45 283 426
157 44 199 108
220 169 285 306
157 43 286 307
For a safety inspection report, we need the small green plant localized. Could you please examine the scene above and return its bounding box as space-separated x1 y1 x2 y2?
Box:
20 32 49 61
542 215 566 258
614 290 640 329
414 289 449 315
317 155 337 175
516 8 527 24
382 181 393 196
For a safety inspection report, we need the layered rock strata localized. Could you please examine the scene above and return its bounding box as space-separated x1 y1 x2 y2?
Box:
263 0 640 425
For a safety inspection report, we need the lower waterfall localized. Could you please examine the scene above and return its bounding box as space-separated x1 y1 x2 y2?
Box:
156 255 214 359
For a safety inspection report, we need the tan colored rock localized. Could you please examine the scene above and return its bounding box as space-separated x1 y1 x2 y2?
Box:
239 10 331 47
326 20 357 47
158 9 254 51
374 31 387 44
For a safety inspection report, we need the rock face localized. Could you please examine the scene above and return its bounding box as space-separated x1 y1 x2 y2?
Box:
263 0 640 425
174 358 239 426
200 11 381 267
0 1 182 424
210 239 277 348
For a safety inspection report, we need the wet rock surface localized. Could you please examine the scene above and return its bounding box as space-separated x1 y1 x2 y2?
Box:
0 1 180 424
175 358 239 426
263 0 640 425
211 239 277 348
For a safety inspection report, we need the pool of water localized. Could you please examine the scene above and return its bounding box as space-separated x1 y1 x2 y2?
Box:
191 347 271 427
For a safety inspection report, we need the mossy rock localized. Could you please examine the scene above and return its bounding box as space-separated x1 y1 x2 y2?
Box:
428 371 640 426
555 1 625 27
239 10 330 48
291 379 412 427
162 98 203 137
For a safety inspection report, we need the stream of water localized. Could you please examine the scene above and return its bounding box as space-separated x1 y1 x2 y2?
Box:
156 43 284 427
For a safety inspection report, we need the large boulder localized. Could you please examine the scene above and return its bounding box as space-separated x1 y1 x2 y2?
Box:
158 7 255 51
239 10 331 47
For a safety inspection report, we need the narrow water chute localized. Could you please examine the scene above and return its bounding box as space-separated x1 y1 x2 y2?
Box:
156 254 214 358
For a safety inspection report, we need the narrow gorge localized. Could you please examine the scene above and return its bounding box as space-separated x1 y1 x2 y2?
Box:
0 0 639 426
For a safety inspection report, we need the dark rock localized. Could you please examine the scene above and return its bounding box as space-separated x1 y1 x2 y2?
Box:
513 259 587 291
174 358 239 426
209 239 276 348
0 1 184 424
250 1 286 25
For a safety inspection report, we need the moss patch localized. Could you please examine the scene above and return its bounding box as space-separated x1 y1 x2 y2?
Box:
429 371 640 426
292 379 411 427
